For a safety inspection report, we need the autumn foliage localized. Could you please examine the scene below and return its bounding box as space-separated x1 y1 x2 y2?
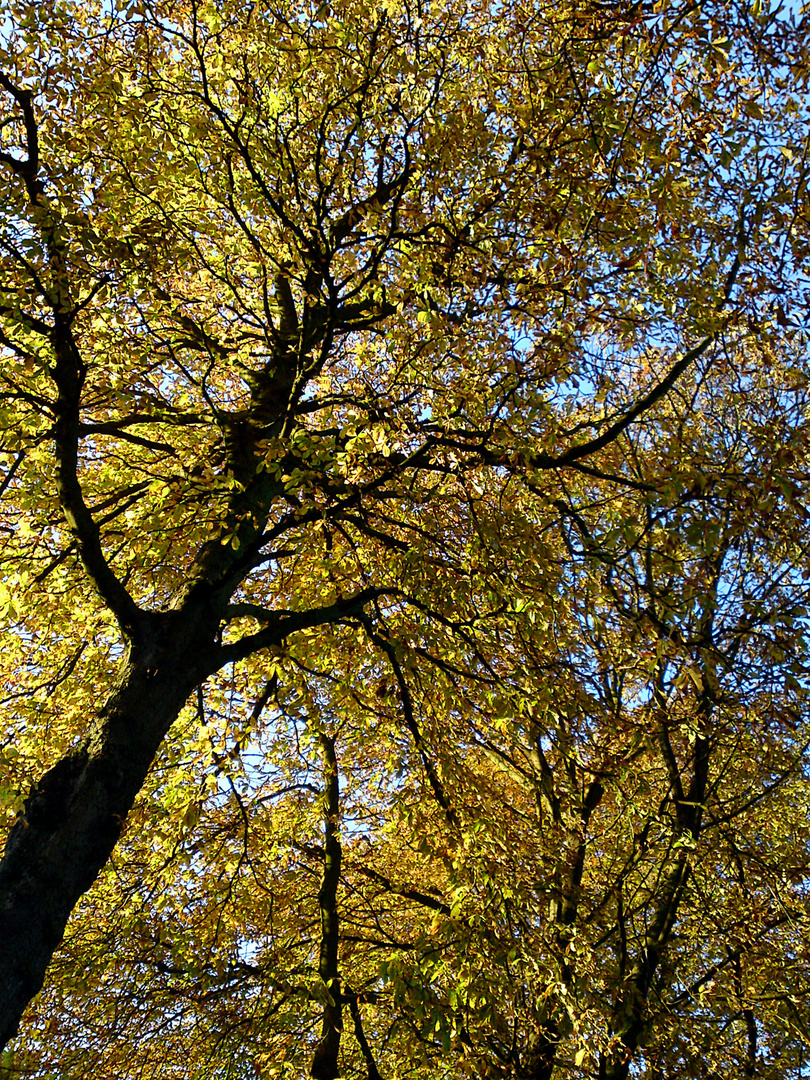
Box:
1 0 810 1076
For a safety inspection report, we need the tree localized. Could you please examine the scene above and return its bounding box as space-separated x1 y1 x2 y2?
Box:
0 0 808 1072
12 342 810 1080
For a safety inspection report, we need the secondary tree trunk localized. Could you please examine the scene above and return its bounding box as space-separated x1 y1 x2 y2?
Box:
310 732 343 1080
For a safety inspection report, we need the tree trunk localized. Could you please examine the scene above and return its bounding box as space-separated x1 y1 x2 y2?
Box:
0 606 217 1047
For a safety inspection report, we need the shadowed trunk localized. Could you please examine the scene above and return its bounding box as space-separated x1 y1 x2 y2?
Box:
0 605 218 1046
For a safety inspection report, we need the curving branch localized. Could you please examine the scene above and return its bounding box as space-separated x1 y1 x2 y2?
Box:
0 71 40 188
359 616 458 829
1 70 142 635
218 587 387 667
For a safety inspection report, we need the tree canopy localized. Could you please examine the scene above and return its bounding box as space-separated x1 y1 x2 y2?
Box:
1 0 810 1076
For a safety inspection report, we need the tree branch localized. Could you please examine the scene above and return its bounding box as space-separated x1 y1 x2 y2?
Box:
345 987 384 1080
351 863 451 915
0 72 142 633
217 588 386 666
359 617 458 829
0 71 40 186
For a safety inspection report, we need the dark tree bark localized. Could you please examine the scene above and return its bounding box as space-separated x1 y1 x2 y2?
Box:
310 732 343 1080
0 605 218 1046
